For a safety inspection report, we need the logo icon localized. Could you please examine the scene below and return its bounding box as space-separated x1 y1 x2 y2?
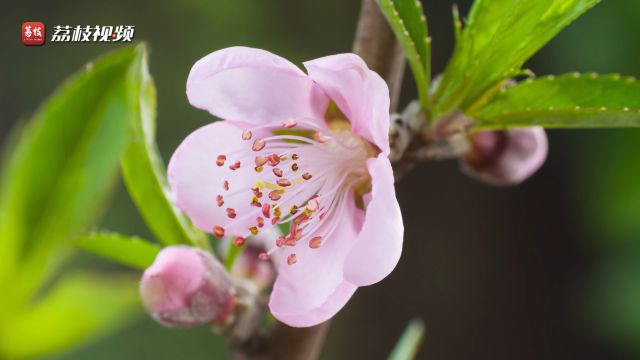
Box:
22 22 45 46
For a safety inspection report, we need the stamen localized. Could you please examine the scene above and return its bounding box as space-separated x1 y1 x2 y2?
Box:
255 156 268 167
216 155 226 167
233 236 245 247
213 226 225 238
242 129 252 140
262 203 271 218
267 154 281 166
229 161 241 171
269 190 283 201
306 199 319 212
252 139 266 151
309 236 322 249
283 118 298 129
287 253 297 265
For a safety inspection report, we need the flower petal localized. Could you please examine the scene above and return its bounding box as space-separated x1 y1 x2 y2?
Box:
269 192 363 327
168 121 271 236
187 46 329 127
304 54 391 154
343 154 403 286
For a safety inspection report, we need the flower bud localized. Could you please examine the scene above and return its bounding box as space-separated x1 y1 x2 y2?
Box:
140 246 235 327
221 228 279 291
460 127 548 186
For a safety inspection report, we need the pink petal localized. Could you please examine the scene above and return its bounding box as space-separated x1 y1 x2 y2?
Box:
187 46 329 128
269 192 363 327
343 154 403 286
304 54 391 154
168 121 269 236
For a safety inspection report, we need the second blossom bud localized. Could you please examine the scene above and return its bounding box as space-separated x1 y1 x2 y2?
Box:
460 127 548 186
139 246 235 327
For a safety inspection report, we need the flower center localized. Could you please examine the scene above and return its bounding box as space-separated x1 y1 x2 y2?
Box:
213 117 375 265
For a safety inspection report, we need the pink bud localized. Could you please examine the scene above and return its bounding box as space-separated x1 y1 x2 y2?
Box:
221 228 279 291
460 127 548 186
140 246 235 327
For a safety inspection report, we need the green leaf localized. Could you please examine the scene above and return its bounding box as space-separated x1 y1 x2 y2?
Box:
77 232 160 270
0 45 146 307
377 0 430 108
433 0 600 119
120 43 209 249
0 272 140 360
388 319 425 360
470 73 640 130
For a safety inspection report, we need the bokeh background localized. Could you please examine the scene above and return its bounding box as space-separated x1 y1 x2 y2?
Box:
2 0 640 359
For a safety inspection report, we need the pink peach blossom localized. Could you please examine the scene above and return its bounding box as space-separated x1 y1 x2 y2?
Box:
168 47 404 327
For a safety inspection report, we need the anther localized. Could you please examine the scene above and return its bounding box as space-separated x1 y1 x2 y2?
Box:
226 208 237 219
249 226 259 236
309 236 322 249
282 118 297 128
223 180 229 191
255 156 268 167
269 190 283 201
213 226 225 238
271 216 280 225
262 203 271 218
290 205 299 215
252 139 266 152
216 195 224 207
291 154 299 160
242 129 252 140
229 161 240 171
302 173 312 180
287 253 297 265
251 197 262 207
277 179 292 187
255 166 264 173
306 199 319 212
256 217 265 228
258 252 269 261
216 155 226 167
267 154 281 166
273 168 283 177
233 236 245 247
273 206 282 217
291 163 299 172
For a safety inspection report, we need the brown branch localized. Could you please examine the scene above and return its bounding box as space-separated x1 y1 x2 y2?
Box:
353 0 406 113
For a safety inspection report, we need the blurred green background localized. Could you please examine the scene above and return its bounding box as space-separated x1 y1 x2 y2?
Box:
2 0 640 359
